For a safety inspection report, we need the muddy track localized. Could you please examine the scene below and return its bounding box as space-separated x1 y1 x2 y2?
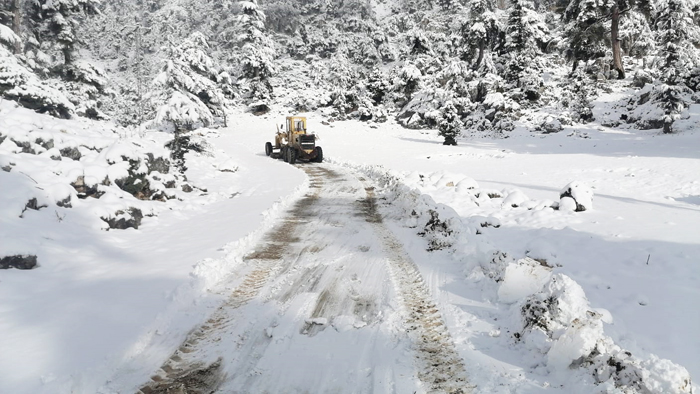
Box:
138 164 471 394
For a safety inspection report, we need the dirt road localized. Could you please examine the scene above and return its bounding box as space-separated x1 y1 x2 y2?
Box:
139 164 472 394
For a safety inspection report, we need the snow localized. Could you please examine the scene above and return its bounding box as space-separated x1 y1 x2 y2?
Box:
497 258 552 303
0 97 699 393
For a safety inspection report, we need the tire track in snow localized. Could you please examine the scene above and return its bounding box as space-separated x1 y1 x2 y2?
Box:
137 167 332 394
359 182 473 394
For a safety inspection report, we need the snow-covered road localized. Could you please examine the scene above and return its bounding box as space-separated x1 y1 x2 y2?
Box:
140 163 470 394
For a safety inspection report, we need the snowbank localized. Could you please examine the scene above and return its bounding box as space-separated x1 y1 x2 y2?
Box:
337 159 693 393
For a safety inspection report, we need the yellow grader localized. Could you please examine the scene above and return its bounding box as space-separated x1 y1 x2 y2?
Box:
265 116 323 164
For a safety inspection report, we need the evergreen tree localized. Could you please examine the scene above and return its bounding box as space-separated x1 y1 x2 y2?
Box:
151 32 228 132
438 101 462 145
503 0 548 99
0 16 20 51
237 0 275 113
29 0 99 66
654 0 700 86
461 0 502 74
563 0 609 72
564 0 654 78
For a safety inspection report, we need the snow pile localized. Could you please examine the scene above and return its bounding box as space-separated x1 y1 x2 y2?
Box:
514 271 692 393
347 160 693 393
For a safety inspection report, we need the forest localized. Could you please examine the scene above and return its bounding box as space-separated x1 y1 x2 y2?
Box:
1 0 699 143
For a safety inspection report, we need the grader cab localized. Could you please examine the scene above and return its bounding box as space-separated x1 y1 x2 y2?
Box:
265 116 323 164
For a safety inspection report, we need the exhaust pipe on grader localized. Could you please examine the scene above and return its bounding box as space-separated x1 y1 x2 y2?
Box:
265 116 323 164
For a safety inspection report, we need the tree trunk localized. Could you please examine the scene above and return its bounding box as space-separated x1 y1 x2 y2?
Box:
12 0 21 54
611 5 625 79
473 41 485 71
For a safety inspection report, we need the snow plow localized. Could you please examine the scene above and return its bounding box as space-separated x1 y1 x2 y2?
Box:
265 116 323 164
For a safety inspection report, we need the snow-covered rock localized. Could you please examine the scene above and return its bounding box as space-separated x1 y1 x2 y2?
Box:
560 181 593 212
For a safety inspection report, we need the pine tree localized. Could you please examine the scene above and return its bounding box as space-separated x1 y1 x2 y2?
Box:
237 0 275 113
438 101 462 145
461 0 502 74
654 0 700 86
503 0 548 98
564 0 654 78
563 0 609 72
29 0 99 66
151 32 228 132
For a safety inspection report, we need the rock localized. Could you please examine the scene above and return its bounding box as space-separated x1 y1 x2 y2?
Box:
542 117 563 134
71 176 103 199
115 174 152 200
35 138 54 150
60 147 82 161
524 89 541 101
101 208 143 230
181 184 193 193
12 139 36 154
56 195 72 208
0 255 38 270
633 71 653 88
560 181 593 212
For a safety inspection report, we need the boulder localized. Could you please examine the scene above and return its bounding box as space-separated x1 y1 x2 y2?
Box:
35 138 54 150
60 147 82 161
101 208 143 230
0 255 38 270
71 176 103 199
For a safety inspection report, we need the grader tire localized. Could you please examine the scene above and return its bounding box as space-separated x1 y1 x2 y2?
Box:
282 146 289 162
312 146 323 163
288 148 297 164
265 142 273 157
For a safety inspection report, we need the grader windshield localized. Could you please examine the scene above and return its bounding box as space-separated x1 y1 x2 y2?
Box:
287 117 306 134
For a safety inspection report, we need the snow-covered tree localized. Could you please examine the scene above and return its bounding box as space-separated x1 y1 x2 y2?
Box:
0 18 20 51
619 9 655 65
505 0 547 55
237 0 275 113
461 0 502 74
438 101 462 145
654 0 700 86
0 0 21 53
151 32 229 132
563 0 609 72
29 0 99 66
503 0 548 99
0 45 75 118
